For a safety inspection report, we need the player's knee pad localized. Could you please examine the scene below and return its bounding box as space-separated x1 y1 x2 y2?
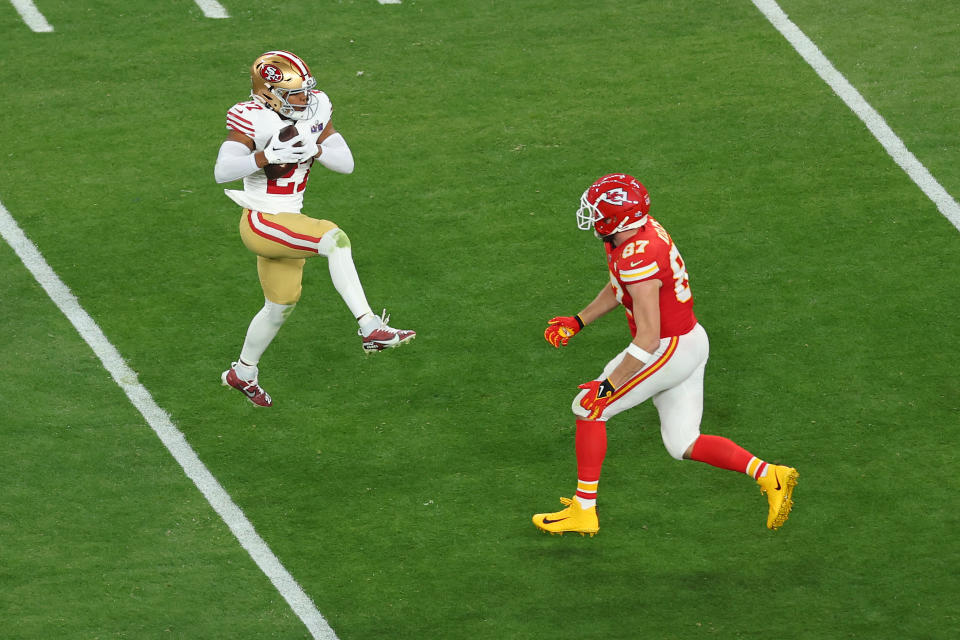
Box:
316 227 350 257
263 299 296 326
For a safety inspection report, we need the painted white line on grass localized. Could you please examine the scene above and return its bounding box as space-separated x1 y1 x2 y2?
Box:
0 201 338 640
10 0 54 31
194 0 229 18
752 0 960 232
378 0 402 4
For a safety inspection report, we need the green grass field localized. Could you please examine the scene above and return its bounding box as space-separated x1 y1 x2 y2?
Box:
1 1 958 638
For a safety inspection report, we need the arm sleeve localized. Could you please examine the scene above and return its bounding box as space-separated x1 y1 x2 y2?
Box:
317 133 354 174
214 140 259 184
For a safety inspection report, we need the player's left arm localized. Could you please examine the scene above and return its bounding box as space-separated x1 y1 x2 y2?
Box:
606 279 661 387
312 120 354 174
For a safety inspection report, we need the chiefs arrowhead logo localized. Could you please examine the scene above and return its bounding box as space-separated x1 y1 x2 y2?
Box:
598 187 638 208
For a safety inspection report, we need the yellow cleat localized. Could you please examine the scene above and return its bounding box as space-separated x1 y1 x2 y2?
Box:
532 497 599 537
758 464 798 530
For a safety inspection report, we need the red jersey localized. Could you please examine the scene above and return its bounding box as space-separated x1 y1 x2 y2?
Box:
604 217 697 338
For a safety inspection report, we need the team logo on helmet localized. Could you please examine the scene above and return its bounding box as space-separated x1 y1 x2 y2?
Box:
597 187 638 208
260 65 284 83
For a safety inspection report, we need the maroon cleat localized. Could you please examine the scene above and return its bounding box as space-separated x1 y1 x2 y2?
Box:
360 310 416 353
221 362 273 407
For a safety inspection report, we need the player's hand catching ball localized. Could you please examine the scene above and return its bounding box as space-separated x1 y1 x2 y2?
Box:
544 315 584 347
264 126 302 163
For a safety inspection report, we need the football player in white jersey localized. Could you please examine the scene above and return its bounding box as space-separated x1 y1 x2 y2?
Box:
214 50 415 407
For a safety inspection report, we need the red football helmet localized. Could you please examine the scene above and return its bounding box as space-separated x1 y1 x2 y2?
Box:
576 174 651 237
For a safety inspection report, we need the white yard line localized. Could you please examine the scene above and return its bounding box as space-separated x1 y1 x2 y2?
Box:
10 0 53 31
0 201 338 640
193 0 229 18
752 0 960 232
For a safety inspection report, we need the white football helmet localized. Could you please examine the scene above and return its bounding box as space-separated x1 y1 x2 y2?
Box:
250 50 320 121
576 173 651 238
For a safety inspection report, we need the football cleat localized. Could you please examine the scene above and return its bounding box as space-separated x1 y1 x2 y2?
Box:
360 309 416 353
221 362 273 407
757 464 798 530
532 497 599 537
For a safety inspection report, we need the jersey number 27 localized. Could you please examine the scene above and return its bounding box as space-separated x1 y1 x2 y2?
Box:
267 165 311 195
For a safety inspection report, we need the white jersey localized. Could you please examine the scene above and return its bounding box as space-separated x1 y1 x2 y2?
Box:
222 90 333 214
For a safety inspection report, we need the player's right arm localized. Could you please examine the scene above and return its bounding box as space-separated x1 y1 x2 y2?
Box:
214 130 271 184
576 284 620 326
226 129 269 163
545 283 618 347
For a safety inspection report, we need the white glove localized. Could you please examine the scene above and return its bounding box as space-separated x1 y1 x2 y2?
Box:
264 130 311 165
300 137 319 160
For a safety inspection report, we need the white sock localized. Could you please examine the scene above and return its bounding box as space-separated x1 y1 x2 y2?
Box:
317 229 374 324
574 496 596 509
234 359 258 381
358 312 381 336
328 247 374 321
238 300 295 369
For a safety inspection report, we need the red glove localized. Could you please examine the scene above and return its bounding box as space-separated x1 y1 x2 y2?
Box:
578 378 616 419
544 315 584 348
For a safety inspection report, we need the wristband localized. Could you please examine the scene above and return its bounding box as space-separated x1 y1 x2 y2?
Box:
626 343 654 364
597 378 616 397
574 314 585 329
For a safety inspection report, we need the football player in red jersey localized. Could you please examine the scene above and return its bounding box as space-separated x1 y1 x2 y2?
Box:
213 50 415 407
534 174 798 535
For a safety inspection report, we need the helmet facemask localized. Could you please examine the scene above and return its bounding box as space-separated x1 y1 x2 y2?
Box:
268 76 319 120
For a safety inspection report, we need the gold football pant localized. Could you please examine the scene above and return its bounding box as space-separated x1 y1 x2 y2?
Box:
238 209 338 304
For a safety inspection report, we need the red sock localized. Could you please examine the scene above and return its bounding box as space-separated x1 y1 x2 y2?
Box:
575 419 607 501
689 434 760 475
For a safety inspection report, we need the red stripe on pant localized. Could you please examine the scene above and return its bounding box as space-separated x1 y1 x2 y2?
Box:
609 336 679 403
247 210 322 252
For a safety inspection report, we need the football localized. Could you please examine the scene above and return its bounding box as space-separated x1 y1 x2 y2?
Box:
277 124 300 143
264 125 302 180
